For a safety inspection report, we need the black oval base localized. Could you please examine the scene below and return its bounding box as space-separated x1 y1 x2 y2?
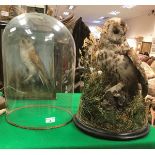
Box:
73 115 150 140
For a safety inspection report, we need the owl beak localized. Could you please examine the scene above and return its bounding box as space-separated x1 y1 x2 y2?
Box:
113 27 120 34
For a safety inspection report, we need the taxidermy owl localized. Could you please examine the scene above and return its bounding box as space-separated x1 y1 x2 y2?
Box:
98 17 148 108
19 37 51 89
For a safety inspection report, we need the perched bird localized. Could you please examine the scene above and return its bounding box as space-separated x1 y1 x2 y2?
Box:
19 37 50 89
98 17 148 107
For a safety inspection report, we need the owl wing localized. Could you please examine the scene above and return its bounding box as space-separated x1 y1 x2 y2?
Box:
127 49 148 97
29 48 50 88
29 49 46 74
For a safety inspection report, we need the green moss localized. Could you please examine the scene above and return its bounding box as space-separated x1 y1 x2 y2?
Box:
77 69 149 133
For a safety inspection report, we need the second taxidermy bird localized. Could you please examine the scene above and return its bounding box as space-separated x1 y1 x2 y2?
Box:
98 17 148 107
19 37 50 89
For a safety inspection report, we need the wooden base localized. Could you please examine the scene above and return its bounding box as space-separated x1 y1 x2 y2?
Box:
73 115 150 140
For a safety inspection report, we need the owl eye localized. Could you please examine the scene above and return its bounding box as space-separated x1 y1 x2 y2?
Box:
120 21 125 27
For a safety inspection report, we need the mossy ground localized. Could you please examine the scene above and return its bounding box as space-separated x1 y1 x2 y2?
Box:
77 69 149 133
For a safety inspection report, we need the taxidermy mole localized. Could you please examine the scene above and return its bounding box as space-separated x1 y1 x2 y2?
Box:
98 17 148 107
19 37 51 89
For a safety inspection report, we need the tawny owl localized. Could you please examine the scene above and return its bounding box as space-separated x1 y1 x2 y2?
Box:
98 17 148 107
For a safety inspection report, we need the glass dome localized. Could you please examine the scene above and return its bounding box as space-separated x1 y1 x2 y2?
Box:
2 13 75 129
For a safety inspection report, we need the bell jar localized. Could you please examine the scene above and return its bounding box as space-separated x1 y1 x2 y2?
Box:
2 13 75 129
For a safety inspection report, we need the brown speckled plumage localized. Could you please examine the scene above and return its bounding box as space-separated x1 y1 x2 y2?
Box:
97 17 148 106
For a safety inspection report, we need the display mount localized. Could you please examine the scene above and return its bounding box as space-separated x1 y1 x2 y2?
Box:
73 115 150 140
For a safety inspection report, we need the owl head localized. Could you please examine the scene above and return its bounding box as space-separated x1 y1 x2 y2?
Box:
19 37 34 50
100 17 127 45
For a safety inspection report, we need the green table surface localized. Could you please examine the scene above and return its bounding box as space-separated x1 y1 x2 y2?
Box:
0 93 155 149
